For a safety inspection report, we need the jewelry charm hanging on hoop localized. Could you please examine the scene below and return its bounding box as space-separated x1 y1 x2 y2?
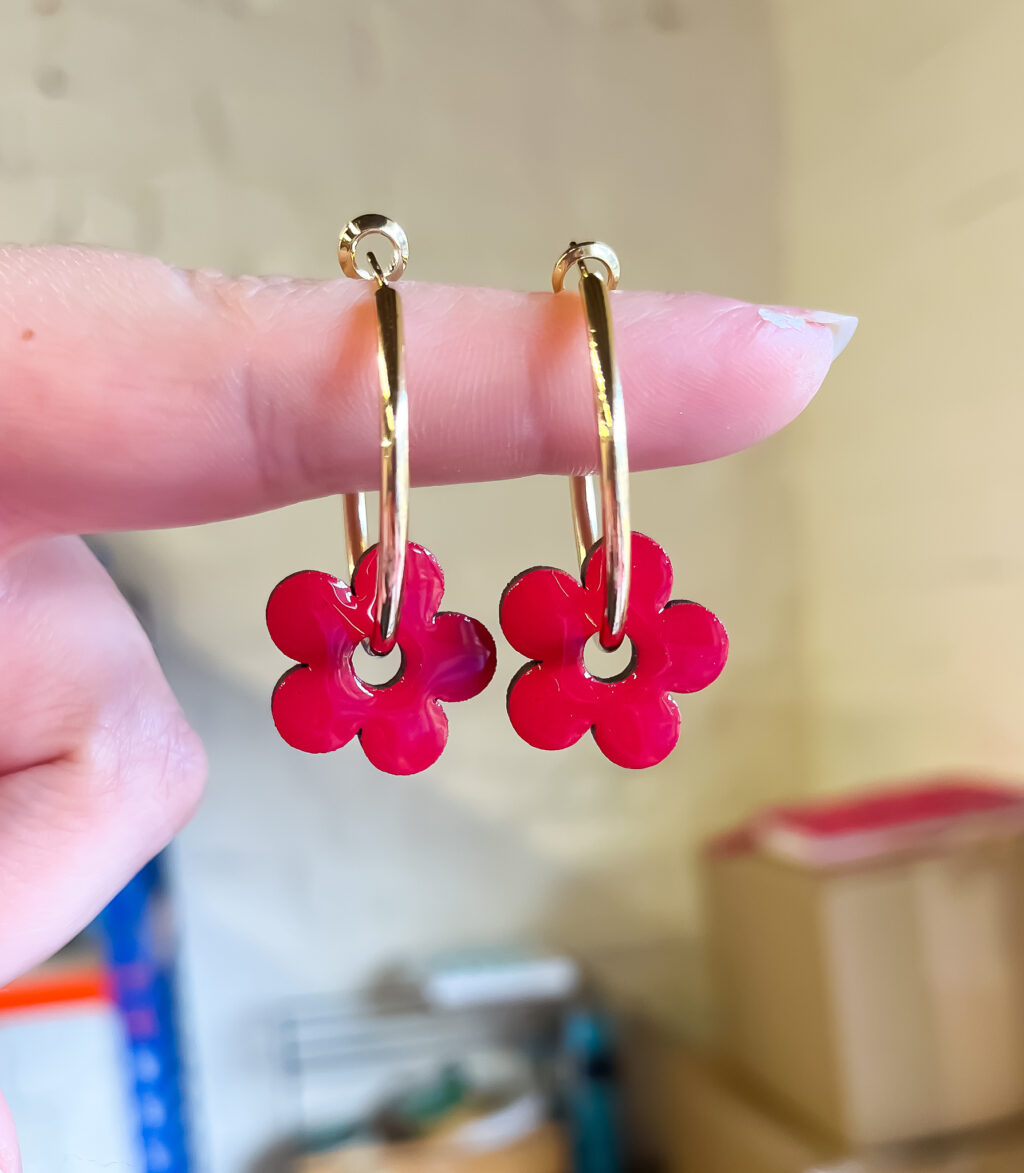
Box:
500 241 729 770
266 214 496 776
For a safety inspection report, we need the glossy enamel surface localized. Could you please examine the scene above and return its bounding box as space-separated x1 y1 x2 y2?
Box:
267 543 496 775
500 532 728 769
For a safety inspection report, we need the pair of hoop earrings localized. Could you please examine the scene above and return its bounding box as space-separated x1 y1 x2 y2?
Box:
266 214 729 776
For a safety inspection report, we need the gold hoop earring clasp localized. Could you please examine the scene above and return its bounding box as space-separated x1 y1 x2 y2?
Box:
552 240 630 650
339 213 410 656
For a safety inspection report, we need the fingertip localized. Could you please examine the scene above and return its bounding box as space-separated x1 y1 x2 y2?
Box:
746 304 858 440
616 292 854 467
748 301 844 422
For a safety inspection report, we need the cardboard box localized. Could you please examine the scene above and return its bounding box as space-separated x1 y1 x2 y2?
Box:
623 1023 834 1173
703 782 1024 1146
624 1032 1024 1173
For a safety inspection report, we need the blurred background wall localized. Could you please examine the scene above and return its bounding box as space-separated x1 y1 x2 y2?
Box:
6 0 1023 1169
773 0 1024 789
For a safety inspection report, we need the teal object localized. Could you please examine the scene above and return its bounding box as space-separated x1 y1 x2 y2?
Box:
563 1010 623 1173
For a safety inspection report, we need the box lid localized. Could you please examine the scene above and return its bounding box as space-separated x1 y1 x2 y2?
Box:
707 779 1024 868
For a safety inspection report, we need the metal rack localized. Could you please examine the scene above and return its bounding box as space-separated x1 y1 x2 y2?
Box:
275 980 568 1144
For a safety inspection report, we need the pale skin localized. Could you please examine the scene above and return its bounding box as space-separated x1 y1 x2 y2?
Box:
0 245 855 1168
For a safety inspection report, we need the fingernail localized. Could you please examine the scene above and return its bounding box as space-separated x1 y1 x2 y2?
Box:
758 306 859 360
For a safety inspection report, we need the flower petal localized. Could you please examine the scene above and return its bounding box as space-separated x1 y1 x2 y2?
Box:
500 565 591 662
592 689 680 769
582 532 675 622
354 542 446 633
506 661 595 751
271 664 364 753
266 570 360 663
359 701 448 775
661 602 729 693
420 612 497 702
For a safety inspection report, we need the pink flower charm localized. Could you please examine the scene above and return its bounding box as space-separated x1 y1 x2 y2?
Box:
267 543 496 775
500 532 728 769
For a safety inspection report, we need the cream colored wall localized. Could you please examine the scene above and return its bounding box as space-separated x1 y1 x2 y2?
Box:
1 6 797 1144
772 0 1024 792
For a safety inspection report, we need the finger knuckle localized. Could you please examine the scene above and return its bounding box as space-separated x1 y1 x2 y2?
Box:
155 714 208 834
86 702 207 838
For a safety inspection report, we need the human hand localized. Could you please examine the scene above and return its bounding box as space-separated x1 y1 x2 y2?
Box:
0 243 853 1170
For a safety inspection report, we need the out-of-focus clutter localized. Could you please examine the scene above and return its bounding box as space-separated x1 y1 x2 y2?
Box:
629 779 1024 1171
276 949 621 1173
0 935 136 1169
0 857 190 1172
12 783 1024 1173
296 1089 565 1172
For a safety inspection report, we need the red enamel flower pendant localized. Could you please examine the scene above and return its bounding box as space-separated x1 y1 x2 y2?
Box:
267 543 496 775
500 533 728 769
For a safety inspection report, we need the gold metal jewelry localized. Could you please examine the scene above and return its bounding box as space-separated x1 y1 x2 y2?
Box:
338 213 410 656
552 240 631 650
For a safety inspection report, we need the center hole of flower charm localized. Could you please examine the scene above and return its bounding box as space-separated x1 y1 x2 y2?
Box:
352 641 405 689
583 633 637 683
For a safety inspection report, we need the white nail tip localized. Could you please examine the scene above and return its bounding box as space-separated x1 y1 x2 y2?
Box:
805 310 859 359
758 307 858 360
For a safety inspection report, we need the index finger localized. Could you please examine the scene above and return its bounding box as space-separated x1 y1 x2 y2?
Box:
0 246 855 549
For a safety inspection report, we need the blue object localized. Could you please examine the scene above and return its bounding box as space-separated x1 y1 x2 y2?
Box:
96 856 191 1173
